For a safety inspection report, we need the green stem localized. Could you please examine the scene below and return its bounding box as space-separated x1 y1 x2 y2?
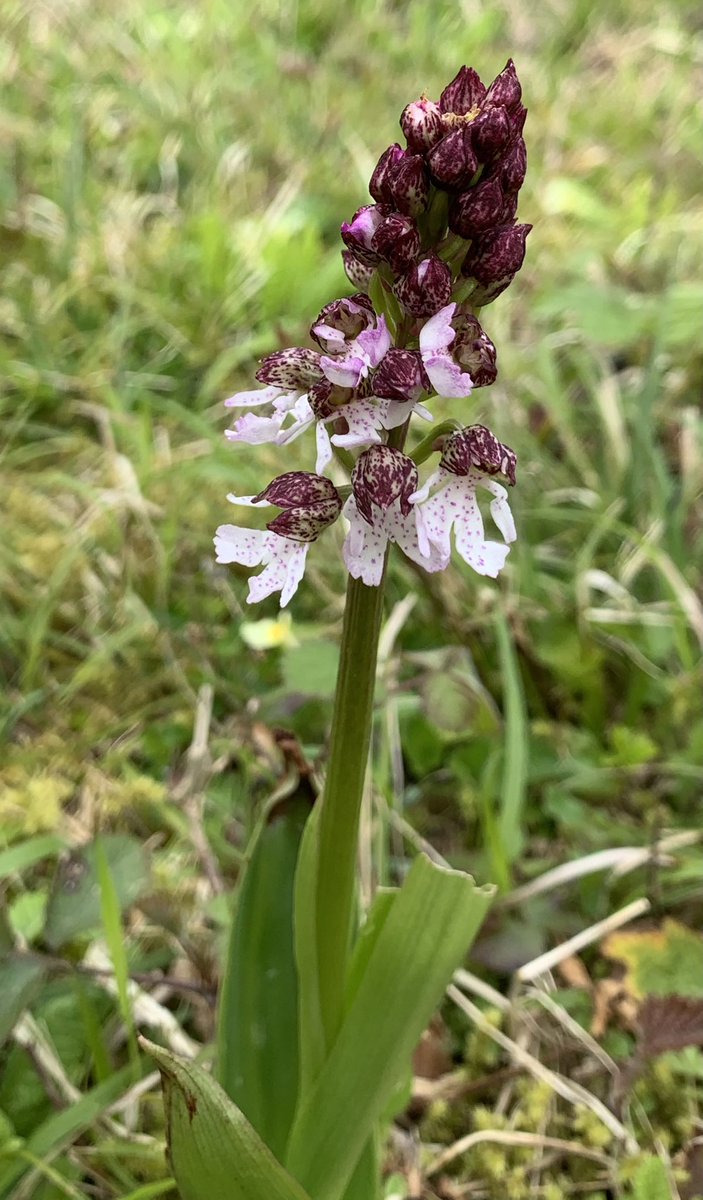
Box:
315 568 388 1046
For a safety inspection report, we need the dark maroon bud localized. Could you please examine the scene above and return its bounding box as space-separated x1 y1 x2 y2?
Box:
450 310 498 388
448 176 505 237
267 495 342 543
369 144 405 204
370 212 421 272
500 191 519 224
400 98 444 154
428 127 478 191
342 249 374 290
469 276 516 305
341 204 384 264
511 104 527 136
255 471 339 509
441 425 516 485
352 445 419 525
462 223 532 284
393 255 452 317
470 106 512 161
310 294 374 353
439 66 486 115
388 152 430 216
372 349 430 404
500 136 527 192
256 347 322 388
485 59 522 112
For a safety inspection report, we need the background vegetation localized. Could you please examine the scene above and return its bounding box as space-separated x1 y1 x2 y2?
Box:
1 0 702 1195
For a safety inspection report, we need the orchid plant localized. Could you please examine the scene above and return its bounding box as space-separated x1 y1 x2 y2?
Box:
143 60 530 1200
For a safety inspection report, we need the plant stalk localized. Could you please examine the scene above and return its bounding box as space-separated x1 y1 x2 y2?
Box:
314 566 389 1047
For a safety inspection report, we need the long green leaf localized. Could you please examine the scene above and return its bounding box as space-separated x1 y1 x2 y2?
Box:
293 804 327 1096
142 1040 313 1200
218 792 310 1162
286 855 493 1200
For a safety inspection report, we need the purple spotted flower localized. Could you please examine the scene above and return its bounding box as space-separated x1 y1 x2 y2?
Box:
410 427 517 578
214 473 342 606
216 61 530 605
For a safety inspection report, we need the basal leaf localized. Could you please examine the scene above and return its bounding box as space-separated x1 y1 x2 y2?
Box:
218 792 311 1162
286 855 493 1200
142 1041 312 1200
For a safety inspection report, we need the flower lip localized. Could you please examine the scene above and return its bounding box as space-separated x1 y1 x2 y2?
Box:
351 444 419 526
440 424 517 486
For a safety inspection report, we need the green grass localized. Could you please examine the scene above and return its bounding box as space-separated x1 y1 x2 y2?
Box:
1 0 702 1194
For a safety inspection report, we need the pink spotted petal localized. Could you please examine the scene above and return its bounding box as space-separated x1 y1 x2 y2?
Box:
248 537 309 607
224 385 282 409
226 493 270 509
315 422 333 474
342 497 388 586
384 506 449 573
329 399 384 450
320 353 366 388
356 316 392 367
226 412 285 444
484 479 517 544
422 348 474 399
214 524 268 566
419 303 457 355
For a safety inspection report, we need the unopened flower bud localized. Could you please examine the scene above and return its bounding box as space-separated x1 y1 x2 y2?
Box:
342 249 374 290
341 204 385 264
510 105 528 137
428 127 478 191
254 472 343 544
461 223 532 284
393 255 452 317
448 176 505 237
268 496 342 543
470 105 512 162
372 349 430 403
439 66 486 115
254 471 339 508
369 144 429 216
441 425 516 485
310 294 375 353
352 445 419 525
500 136 527 192
371 211 421 272
256 347 322 388
400 98 444 153
484 59 522 112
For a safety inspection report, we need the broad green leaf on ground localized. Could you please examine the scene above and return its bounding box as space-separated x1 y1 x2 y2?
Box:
218 792 311 1163
142 1041 312 1200
286 855 493 1200
43 835 149 950
604 921 703 999
0 956 47 1047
